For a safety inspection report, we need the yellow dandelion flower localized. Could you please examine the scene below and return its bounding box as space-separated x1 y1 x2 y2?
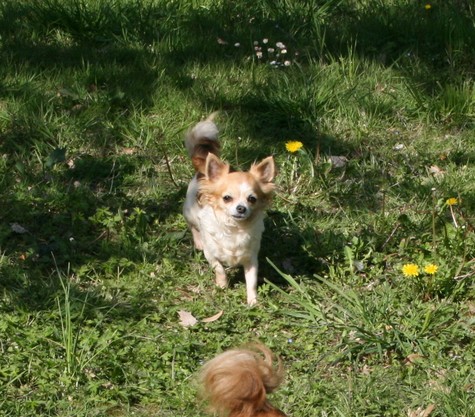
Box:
425 4 432 10
424 264 438 275
402 263 420 277
285 141 303 153
446 197 458 206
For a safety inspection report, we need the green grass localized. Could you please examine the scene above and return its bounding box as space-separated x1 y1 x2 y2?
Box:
1 0 475 416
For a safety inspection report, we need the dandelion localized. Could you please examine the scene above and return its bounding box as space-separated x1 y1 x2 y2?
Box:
424 264 438 275
425 4 432 10
285 141 303 153
402 263 420 277
446 197 458 206
446 197 459 228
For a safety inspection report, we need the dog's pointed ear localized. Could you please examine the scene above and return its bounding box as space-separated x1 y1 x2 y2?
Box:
205 153 229 181
250 156 276 183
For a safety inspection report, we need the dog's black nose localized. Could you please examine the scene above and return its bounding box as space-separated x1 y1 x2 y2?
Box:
236 205 247 214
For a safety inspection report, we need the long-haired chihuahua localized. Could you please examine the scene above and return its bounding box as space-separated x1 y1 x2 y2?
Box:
198 344 287 417
183 114 276 305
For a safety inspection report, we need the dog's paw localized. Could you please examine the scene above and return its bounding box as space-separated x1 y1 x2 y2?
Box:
194 241 203 251
247 296 258 306
215 273 228 289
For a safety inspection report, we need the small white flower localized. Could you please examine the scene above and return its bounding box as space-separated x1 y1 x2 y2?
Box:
284 60 291 66
281 49 287 54
253 40 259 46
276 41 286 49
256 51 263 59
263 38 268 44
267 48 275 53
234 42 240 47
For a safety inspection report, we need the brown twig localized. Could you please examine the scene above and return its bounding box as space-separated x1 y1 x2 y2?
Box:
163 149 180 189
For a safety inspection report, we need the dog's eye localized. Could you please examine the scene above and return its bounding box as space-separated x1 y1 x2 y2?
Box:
223 195 233 202
247 195 257 204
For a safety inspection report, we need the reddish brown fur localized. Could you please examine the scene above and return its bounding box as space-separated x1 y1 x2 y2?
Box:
199 345 288 417
197 154 276 214
199 171 275 212
186 112 221 174
191 140 221 173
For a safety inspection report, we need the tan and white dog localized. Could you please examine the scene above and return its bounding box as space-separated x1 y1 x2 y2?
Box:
183 114 276 305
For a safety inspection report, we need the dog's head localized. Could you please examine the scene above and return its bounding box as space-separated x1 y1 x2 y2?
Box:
198 154 276 222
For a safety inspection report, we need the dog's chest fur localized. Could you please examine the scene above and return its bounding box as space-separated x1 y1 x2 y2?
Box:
198 205 264 267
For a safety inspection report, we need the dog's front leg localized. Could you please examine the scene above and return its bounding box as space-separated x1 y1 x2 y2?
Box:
213 262 228 289
191 227 203 250
244 259 258 306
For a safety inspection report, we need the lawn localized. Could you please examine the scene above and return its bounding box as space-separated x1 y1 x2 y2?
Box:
1 0 474 416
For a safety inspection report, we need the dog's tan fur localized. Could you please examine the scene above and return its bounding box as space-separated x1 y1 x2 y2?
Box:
199 345 287 417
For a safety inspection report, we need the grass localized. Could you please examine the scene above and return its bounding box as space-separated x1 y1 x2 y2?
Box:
1 0 474 415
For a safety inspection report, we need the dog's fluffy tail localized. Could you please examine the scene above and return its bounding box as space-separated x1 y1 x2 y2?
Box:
186 112 220 173
199 344 287 417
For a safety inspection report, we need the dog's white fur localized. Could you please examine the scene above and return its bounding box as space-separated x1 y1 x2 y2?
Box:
183 115 276 305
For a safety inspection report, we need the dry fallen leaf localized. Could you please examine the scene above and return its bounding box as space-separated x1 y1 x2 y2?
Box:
361 364 372 375
429 165 445 177
11 223 28 234
407 404 435 417
202 310 224 323
329 155 348 168
405 353 425 365
178 310 198 327
121 147 136 155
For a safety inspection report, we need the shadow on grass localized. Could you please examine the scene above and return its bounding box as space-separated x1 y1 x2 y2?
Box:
259 210 338 282
1 0 474 312
0 0 473 157
1 0 473 110
0 150 186 315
